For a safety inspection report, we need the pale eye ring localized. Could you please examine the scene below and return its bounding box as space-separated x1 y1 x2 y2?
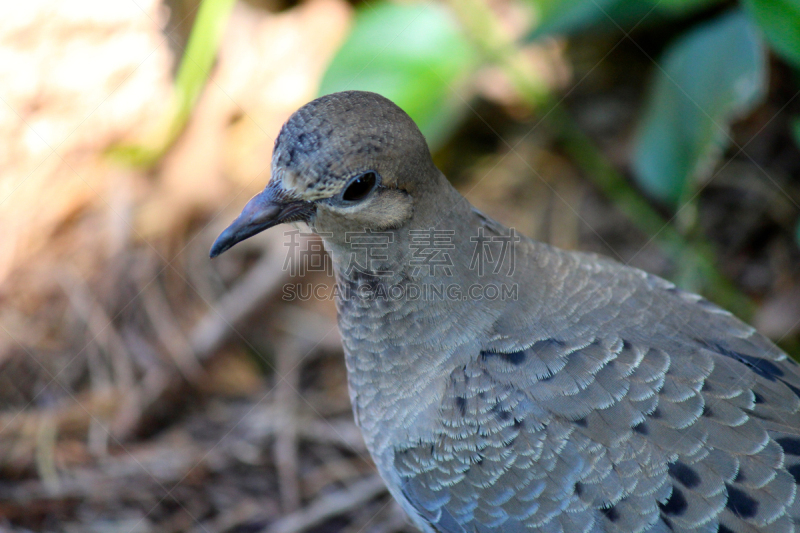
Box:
342 171 378 202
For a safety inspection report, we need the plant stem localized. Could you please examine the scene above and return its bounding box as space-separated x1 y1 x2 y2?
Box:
107 0 238 168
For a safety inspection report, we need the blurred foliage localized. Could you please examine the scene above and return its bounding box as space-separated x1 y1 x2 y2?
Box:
631 10 766 205
319 2 478 149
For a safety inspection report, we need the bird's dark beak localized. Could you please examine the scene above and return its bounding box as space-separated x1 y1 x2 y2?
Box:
209 184 314 258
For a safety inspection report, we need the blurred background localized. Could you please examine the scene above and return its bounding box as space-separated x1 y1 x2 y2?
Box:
1 0 799 531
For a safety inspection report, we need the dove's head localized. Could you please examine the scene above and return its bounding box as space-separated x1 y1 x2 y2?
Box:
210 91 450 258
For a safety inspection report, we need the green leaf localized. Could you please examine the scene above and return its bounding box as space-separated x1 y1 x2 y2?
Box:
526 0 655 39
319 2 478 150
792 116 800 150
631 10 767 205
644 0 721 15
529 0 621 36
525 0 721 40
743 0 800 69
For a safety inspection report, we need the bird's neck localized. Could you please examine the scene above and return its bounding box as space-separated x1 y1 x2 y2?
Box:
322 184 526 463
326 183 515 309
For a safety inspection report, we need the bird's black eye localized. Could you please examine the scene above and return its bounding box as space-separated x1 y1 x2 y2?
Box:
342 171 378 202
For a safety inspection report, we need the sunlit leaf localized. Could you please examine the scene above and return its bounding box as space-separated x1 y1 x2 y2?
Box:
743 0 800 69
319 2 478 150
631 10 767 205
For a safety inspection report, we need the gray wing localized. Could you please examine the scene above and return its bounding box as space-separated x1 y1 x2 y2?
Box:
393 252 800 533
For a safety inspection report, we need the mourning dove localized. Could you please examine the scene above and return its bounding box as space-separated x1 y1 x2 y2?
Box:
211 91 800 533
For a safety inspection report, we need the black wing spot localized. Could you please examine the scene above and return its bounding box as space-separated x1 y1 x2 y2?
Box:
574 482 583 496
650 408 663 419
621 339 636 356
735 354 785 381
702 405 714 417
455 396 467 417
777 437 800 456
719 526 735 533
490 404 511 421
501 350 526 365
480 350 526 366
482 338 568 369
780 380 800 400
574 418 588 428
734 469 746 483
668 462 701 489
659 486 688 516
600 505 619 522
787 464 800 484
753 391 765 404
701 340 785 382
726 485 759 518
633 422 649 435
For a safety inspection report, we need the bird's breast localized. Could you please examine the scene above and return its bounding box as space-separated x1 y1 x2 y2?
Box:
334 273 487 470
